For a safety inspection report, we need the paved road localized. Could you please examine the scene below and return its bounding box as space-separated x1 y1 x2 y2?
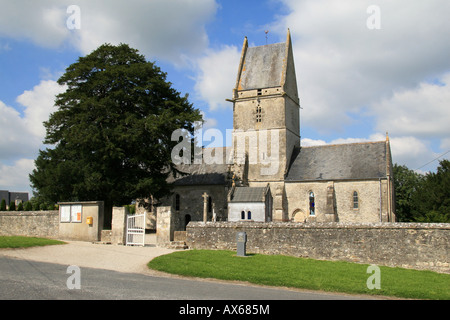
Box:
0 240 378 301
0 256 368 300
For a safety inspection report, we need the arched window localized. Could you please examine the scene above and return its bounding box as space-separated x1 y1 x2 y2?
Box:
175 194 180 211
353 191 359 209
241 211 245 220
247 211 252 220
309 191 315 216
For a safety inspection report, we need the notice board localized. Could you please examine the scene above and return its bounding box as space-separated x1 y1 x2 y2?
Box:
60 204 82 223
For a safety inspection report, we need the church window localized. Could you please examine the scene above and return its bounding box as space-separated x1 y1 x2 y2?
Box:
241 211 245 220
248 211 252 220
353 191 359 209
257 89 262 96
175 194 180 211
256 106 262 123
309 192 315 216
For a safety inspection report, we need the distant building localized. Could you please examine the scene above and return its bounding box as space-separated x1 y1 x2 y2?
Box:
0 190 29 209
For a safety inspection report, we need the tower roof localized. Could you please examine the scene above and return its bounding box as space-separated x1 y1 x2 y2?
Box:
238 42 286 90
234 29 298 102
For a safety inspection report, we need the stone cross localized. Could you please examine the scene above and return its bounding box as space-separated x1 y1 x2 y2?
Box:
202 192 209 223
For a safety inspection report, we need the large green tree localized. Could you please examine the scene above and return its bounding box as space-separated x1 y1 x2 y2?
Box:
411 160 450 223
393 161 450 223
30 43 202 225
393 163 424 222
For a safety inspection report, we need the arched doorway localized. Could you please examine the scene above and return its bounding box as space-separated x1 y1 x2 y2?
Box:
292 209 306 222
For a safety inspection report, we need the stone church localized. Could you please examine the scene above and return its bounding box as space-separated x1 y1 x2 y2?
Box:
138 30 396 239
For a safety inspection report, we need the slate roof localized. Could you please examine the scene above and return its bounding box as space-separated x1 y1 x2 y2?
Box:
230 187 267 203
285 141 388 181
168 147 231 186
238 42 286 90
169 141 389 186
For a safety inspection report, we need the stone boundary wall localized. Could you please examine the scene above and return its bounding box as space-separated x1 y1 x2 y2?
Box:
187 222 450 273
0 211 59 238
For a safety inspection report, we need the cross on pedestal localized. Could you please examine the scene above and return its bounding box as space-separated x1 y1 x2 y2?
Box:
202 192 209 223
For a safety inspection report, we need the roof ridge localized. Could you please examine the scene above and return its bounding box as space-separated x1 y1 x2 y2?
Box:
301 140 385 149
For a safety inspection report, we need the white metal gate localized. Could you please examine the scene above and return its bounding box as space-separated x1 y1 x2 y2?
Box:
126 213 146 246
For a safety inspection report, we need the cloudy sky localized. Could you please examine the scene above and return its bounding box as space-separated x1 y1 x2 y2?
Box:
1 0 449 196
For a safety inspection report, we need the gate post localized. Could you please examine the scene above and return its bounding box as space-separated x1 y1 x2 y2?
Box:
156 206 174 246
111 207 128 245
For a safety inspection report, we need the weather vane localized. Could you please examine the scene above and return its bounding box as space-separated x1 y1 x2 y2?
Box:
265 30 269 44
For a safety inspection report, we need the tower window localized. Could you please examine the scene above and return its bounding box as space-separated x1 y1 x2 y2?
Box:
256 106 262 123
257 89 262 96
353 191 359 209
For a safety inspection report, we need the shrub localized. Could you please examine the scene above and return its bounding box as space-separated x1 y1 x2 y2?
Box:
24 201 33 211
0 199 6 211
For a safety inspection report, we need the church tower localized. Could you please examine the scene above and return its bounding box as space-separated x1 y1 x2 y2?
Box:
228 30 300 221
230 29 300 182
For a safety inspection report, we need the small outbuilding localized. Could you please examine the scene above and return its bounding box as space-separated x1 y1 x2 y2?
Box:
228 185 272 222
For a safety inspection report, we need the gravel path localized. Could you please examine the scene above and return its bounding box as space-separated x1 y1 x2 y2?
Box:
0 235 176 275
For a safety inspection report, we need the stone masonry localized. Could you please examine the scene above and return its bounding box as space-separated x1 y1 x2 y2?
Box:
187 221 450 274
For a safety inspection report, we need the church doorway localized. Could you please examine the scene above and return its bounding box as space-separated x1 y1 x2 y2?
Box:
292 209 306 222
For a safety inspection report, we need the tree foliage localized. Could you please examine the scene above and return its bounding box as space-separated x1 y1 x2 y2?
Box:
393 160 450 222
30 43 202 213
392 163 424 222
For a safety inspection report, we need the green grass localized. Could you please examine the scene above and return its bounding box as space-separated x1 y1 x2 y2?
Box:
148 250 450 300
0 236 66 249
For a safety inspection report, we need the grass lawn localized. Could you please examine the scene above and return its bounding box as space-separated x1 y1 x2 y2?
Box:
148 250 450 300
0 236 66 249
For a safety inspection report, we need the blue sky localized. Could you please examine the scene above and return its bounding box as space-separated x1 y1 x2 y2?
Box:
1 0 450 196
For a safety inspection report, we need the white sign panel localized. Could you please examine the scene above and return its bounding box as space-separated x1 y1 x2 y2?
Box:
71 205 82 223
60 205 71 223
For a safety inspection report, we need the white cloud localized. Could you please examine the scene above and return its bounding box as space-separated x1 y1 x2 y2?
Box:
0 100 35 160
194 45 241 110
371 73 450 140
389 135 444 173
16 80 66 138
301 138 327 147
0 159 35 194
440 138 450 151
0 80 65 193
0 0 218 66
270 0 450 135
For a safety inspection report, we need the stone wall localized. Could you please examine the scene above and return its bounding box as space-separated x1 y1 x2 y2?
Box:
187 221 450 273
0 211 59 238
285 180 392 223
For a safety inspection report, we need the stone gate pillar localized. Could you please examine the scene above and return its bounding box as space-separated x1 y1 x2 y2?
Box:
156 206 174 246
111 206 128 245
